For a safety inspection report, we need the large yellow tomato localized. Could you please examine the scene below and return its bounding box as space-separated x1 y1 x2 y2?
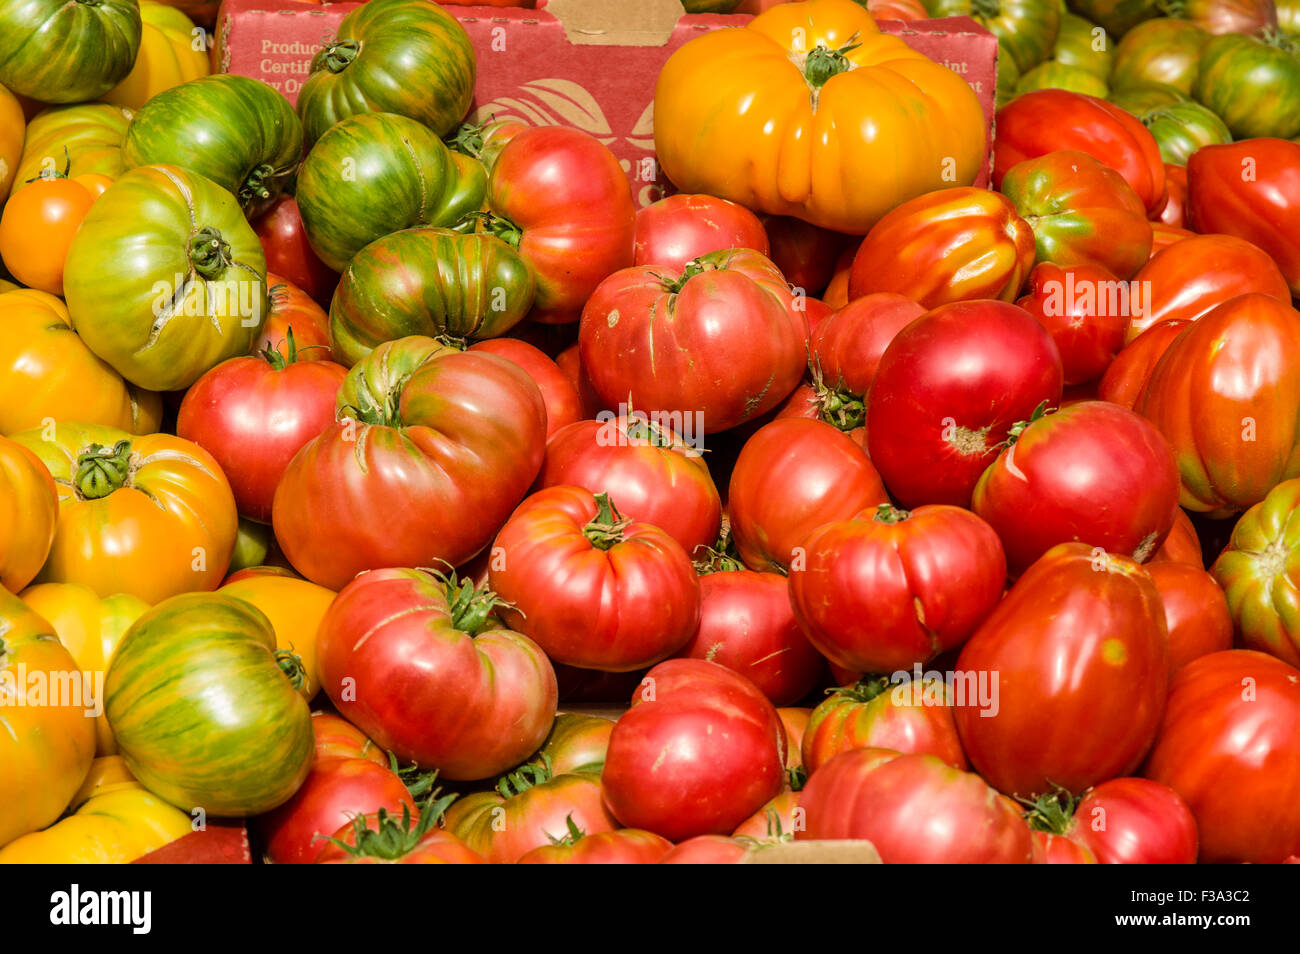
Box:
11 423 238 603
0 757 192 863
0 83 23 203
217 574 336 701
0 589 98 848
103 2 210 110
13 102 134 191
18 583 150 755
0 434 57 593
653 0 988 233
0 290 163 436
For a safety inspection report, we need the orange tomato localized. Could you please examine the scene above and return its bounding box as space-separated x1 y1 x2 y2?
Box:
0 174 99 295
217 575 337 700
0 434 58 593
0 83 24 203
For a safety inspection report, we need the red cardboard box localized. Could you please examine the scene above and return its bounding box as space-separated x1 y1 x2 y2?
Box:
214 0 996 205
132 819 253 864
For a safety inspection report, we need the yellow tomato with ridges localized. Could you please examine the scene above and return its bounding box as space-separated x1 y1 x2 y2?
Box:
103 2 210 110
217 574 336 700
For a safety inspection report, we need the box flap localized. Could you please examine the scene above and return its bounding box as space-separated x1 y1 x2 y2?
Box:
743 840 883 864
546 0 689 47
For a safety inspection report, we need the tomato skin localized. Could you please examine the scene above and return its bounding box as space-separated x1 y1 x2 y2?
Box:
490 486 701 672
254 274 333 363
579 249 806 434
1015 262 1128 385
253 198 339 310
796 748 1035 863
1194 33 1300 140
1150 507 1203 567
216 575 335 701
674 569 825 706
761 215 854 297
177 349 347 525
258 757 416 865
309 712 387 766
971 401 1181 575
602 659 786 842
1068 777 1199 863
1137 294 1300 517
487 126 636 324
1033 831 1099 864
801 676 969 775
728 418 889 572
1142 562 1232 677
954 544 1168 797
0 84 22 202
1097 318 1190 409
789 504 1007 674
517 829 674 865
866 299 1064 508
316 567 557 780
1143 650 1300 863
103 1 208 110
731 789 800 841
538 712 614 777
634 194 769 270
13 102 133 190
555 343 606 420
1155 164 1187 226
0 436 58 594
0 173 98 296
1188 139 1300 296
1110 19 1208 92
0 0 141 103
811 293 926 395
848 187 1037 309
658 835 750 864
995 89 1167 213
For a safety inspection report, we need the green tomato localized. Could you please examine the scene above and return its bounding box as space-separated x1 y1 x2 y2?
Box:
925 0 1063 73
0 0 141 103
1194 33 1300 140
1017 61 1110 97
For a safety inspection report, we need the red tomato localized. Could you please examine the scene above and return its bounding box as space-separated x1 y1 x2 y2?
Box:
536 414 720 557
309 712 387 766
1156 163 1187 228
866 299 1064 508
760 214 853 297
1015 262 1128 385
1147 562 1233 676
634 193 769 270
658 835 749 864
489 487 701 671
516 825 673 864
728 418 888 572
177 341 347 524
795 748 1035 863
469 337 583 440
252 195 338 308
1143 650 1300 863
554 342 605 420
579 249 806 434
971 401 1181 575
602 659 786 841
1032 831 1099 864
1097 318 1191 410
1149 507 1204 567
811 293 926 396
1024 778 1198 864
485 126 636 323
789 503 1007 673
315 804 486 865
315 567 557 780
255 274 334 363
731 790 800 841
995 89 1167 214
1149 222 1195 258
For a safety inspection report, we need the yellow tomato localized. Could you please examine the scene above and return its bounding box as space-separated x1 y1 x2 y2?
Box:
0 434 58 593
0 589 97 848
13 102 134 192
653 0 988 233
0 84 23 203
103 2 210 110
0 289 163 435
70 755 139 807
217 575 336 700
11 423 238 604
19 583 150 755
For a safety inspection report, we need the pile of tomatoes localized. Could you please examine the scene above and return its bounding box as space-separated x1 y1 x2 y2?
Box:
1 0 1299 866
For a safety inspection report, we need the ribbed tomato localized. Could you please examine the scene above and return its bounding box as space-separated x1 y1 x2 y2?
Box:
253 274 333 363
1015 263 1128 385
1097 318 1190 408
1146 562 1233 675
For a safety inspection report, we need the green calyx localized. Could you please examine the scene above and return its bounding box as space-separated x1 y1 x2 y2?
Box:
1003 400 1052 449
187 226 233 281
320 39 360 74
803 37 861 89
496 752 555 799
693 524 746 575
1019 784 1080 836
547 814 586 848
837 674 894 704
340 369 401 428
872 504 911 525
458 210 524 249
583 493 632 551
239 162 281 210
74 440 133 500
274 648 307 691
437 566 516 637
315 790 458 862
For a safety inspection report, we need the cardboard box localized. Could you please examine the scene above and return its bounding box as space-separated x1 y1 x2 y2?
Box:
132 820 253 864
215 0 996 205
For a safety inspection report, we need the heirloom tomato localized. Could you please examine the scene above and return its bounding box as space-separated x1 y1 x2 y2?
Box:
1054 13 1114 79
0 171 100 296
12 103 133 190
659 836 751 864
1023 778 1198 864
468 338 583 440
253 198 338 309
0 0 140 103
1015 263 1128 384
310 712 386 766
1146 562 1232 674
254 274 333 363
102 1 209 110
0 436 57 594
1014 62 1108 98
517 823 674 865
810 292 926 400
216 575 335 700
634 194 769 270
924 0 1061 72
1109 18 1209 92
317 803 486 865
1194 32 1300 140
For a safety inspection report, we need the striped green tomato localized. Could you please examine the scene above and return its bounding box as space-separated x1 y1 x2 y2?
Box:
925 0 1062 73
0 0 141 103
13 102 135 193
1194 33 1300 140
1139 101 1232 165
104 593 313 817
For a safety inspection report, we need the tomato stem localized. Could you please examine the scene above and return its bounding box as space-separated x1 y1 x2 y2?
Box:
239 162 282 212
187 226 234 281
655 258 711 294
1002 400 1052 448
583 492 631 550
496 753 554 798
1019 784 1080 835
803 37 861 89
872 503 910 524
458 210 524 249
274 648 307 691
74 441 133 500
319 39 360 74
839 674 894 704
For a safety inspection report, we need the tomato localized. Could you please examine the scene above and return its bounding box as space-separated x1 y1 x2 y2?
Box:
728 418 889 572
1146 562 1232 675
761 215 854 297
972 402 1180 574
273 337 547 589
1000 150 1153 279
177 341 346 524
673 564 824 706
0 172 98 296
480 126 636 324
1138 294 1300 516
0 589 97 847
1123 234 1291 343
537 712 613 777
1143 102 1233 166
555 342 606 420
62 164 267 393
537 415 720 557
580 250 804 434
1054 13 1115 79
1149 220 1195 256
796 748 1035 862
101 2 207 111
1032 830 1099 864
0 83 23 203
602 659 786 841
658 835 751 864
259 757 416 865
316 800 485 865
867 299 1064 507
12 424 237 603
1188 139 1300 295
0 0 140 103
253 198 338 310
995 89 1167 213
1023 778 1198 864
517 823 673 865
316 567 556 779
1109 18 1209 92
1015 263 1128 385
1015 62 1109 98
254 274 333 363
801 675 968 775
104 593 313 816
654 0 987 234
925 0 1061 73
122 75 303 219
297 0 475 148
1194 32 1300 140
1154 162 1188 225
296 112 485 274
489 488 700 671
810 291 926 403
1150 506 1204 566
0 435 57 594
216 575 335 701
790 503 1007 673
1211 477 1300 667
329 228 534 367
309 712 387 766
1143 650 1300 863
469 338 583 440
848 187 1037 308
954 544 1168 797
12 103 133 191
634 194 769 270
